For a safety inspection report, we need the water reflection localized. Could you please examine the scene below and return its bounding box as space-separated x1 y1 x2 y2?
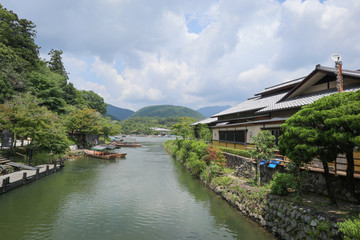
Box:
0 137 274 240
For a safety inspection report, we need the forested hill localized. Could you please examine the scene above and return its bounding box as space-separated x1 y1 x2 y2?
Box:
106 104 134 121
0 4 107 115
130 105 205 119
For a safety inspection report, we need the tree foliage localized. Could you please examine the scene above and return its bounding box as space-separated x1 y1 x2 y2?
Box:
0 4 120 156
76 90 107 115
47 49 68 84
280 91 360 204
250 130 276 185
197 123 212 142
171 117 196 139
0 94 69 153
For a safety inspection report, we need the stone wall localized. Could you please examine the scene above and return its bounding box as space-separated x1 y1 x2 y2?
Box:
209 181 343 240
224 152 255 179
301 170 360 203
264 195 342 240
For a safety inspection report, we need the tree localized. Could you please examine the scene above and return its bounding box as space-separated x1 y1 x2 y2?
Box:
321 91 360 203
100 117 121 141
171 117 196 139
0 5 39 68
65 108 103 147
26 66 66 113
279 122 316 195
250 130 276 186
47 49 68 86
0 94 69 156
197 123 212 142
278 92 360 205
76 90 107 115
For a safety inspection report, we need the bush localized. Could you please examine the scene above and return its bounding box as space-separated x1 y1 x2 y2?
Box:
220 147 252 158
202 146 226 167
211 176 233 187
186 153 206 176
191 140 208 159
338 215 360 240
269 172 296 195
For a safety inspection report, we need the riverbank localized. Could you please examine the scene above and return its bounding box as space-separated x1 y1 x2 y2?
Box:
163 140 352 240
0 163 63 194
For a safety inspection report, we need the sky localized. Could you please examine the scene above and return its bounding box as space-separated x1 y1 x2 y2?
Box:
2 0 360 111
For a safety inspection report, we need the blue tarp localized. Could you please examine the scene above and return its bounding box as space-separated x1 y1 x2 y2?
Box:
259 160 268 165
267 160 280 168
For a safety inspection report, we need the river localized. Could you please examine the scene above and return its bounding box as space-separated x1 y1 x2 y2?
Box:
0 137 274 240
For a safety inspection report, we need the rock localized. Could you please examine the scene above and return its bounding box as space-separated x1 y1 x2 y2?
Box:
310 220 317 227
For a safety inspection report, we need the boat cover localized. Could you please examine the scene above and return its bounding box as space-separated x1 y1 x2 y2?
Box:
91 145 118 151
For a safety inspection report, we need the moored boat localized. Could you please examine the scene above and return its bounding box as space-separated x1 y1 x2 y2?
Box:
84 145 127 159
112 138 141 147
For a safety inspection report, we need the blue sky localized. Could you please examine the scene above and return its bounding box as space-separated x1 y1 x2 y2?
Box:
2 0 360 111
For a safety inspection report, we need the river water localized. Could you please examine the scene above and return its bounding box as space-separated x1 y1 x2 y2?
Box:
0 137 274 240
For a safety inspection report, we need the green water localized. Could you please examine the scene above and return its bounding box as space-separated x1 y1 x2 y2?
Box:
0 137 274 240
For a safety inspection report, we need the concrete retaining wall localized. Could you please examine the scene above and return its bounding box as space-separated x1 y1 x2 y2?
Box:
0 163 63 194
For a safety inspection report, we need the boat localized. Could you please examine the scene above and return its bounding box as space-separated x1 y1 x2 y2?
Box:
112 138 141 147
84 145 127 159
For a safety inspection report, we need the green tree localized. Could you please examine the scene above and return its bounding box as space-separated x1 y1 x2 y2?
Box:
278 93 360 205
76 90 107 115
100 117 121 141
26 65 66 113
0 94 69 155
0 4 39 68
279 122 317 194
250 130 276 186
197 123 212 142
321 91 360 203
171 117 196 139
47 49 68 85
65 108 103 147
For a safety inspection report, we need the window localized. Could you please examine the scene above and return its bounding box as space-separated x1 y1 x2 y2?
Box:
219 130 246 143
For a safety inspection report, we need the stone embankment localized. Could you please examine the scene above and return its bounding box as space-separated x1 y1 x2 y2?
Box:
221 152 344 240
0 162 64 194
209 180 342 240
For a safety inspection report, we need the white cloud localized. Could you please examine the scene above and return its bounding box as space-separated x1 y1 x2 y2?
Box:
2 0 360 110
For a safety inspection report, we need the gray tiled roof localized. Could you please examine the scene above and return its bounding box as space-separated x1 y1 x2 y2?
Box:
190 118 218 126
212 65 360 118
255 77 304 96
258 84 360 113
212 92 287 117
317 65 360 78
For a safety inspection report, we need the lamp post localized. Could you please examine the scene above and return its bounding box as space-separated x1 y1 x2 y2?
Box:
27 137 32 166
331 54 343 93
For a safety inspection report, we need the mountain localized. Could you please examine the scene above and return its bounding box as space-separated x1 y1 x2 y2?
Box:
106 104 135 121
197 105 231 118
131 105 205 119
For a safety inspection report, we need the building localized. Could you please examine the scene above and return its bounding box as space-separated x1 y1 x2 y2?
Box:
210 64 360 149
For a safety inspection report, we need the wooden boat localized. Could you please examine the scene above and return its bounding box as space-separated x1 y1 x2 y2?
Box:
84 145 127 159
113 138 141 147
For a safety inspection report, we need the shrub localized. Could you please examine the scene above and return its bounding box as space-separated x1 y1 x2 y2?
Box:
200 167 212 183
202 146 226 167
220 147 252 158
269 172 296 195
212 176 233 187
191 140 208 159
338 215 360 240
187 158 206 176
